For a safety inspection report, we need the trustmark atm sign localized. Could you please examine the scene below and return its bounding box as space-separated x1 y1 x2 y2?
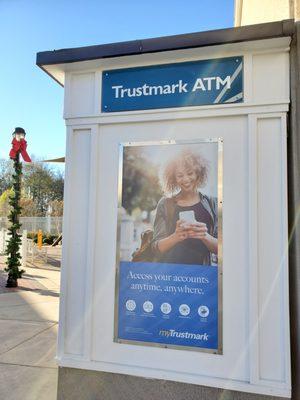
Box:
102 56 243 112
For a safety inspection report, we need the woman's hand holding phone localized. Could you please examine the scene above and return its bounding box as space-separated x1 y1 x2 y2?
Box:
157 219 189 253
187 222 218 254
187 222 208 239
173 220 188 242
177 210 208 240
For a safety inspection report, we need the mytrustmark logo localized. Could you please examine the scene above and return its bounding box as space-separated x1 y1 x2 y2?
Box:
159 329 209 341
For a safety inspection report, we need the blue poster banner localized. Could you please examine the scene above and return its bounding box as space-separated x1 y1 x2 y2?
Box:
117 261 218 351
102 56 243 112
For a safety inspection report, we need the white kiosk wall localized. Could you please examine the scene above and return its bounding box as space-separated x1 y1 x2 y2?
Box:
58 37 291 397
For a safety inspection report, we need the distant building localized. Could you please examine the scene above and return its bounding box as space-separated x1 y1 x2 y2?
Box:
235 0 300 26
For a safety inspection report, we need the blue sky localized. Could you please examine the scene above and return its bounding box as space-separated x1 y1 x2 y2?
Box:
0 0 234 164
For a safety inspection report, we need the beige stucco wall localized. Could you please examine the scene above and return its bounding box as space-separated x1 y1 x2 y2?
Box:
235 0 300 26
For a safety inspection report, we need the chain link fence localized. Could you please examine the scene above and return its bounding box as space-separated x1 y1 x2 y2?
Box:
0 216 63 234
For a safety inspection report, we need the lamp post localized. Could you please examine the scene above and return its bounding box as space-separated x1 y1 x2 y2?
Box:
5 127 31 287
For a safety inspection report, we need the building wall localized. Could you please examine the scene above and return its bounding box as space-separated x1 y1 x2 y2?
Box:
234 0 300 26
232 5 300 398
288 20 300 400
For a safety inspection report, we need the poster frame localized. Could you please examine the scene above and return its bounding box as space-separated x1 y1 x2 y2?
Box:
114 138 223 354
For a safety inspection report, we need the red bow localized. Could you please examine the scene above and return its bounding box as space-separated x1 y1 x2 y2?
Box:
9 138 31 162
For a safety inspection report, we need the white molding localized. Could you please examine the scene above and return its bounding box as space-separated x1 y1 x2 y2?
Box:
59 126 93 357
243 53 253 103
82 124 99 361
280 114 291 390
248 114 260 385
284 51 290 101
57 127 73 358
247 113 291 389
63 74 72 120
95 71 102 115
64 103 289 126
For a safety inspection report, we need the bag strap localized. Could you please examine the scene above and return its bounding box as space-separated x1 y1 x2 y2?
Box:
200 193 217 236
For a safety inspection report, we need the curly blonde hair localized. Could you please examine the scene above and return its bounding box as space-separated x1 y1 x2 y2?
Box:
162 149 209 194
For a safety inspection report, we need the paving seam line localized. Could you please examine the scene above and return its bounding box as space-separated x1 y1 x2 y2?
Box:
0 322 57 356
0 319 55 325
0 361 57 370
0 317 57 323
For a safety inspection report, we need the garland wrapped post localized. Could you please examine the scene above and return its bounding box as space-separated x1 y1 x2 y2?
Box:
5 127 31 288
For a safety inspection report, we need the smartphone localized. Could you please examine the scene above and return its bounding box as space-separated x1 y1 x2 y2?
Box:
179 210 196 223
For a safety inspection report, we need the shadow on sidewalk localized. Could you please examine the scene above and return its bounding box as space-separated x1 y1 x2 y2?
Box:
0 253 60 400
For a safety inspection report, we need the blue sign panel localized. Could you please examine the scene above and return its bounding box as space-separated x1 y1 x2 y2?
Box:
102 56 243 112
117 261 218 351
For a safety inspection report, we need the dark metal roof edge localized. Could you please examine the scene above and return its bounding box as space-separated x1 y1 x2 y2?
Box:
36 19 295 67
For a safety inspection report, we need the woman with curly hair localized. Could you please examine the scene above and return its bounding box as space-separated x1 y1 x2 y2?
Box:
152 148 218 266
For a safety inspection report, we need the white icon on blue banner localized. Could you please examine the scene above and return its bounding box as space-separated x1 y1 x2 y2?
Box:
143 301 154 313
179 304 190 316
125 300 136 311
198 305 209 318
160 302 172 314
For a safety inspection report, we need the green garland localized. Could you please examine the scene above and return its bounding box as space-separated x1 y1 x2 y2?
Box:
5 154 25 287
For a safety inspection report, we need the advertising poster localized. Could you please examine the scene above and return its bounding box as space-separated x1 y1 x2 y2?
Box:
114 139 222 353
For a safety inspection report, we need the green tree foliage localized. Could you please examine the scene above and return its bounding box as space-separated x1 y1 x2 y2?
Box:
50 199 64 217
20 197 39 217
0 159 13 194
122 147 162 215
0 188 13 217
0 158 64 217
49 200 64 234
23 162 64 215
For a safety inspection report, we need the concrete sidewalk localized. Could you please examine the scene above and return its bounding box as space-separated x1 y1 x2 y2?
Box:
0 247 61 400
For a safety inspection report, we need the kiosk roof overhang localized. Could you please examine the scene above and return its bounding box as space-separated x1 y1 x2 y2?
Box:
36 19 294 87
